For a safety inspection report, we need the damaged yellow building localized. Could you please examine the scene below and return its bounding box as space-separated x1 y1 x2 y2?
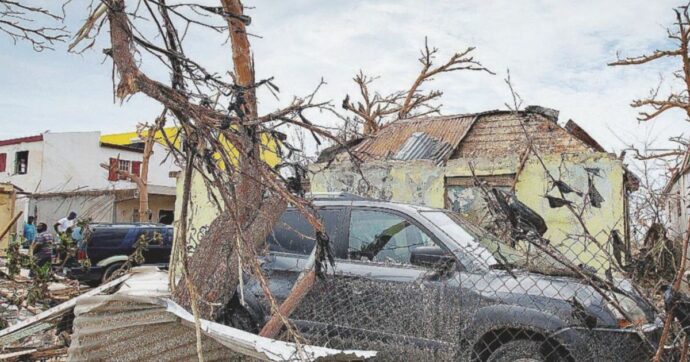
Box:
310 107 638 271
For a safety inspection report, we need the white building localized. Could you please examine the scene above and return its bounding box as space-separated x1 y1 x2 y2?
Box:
0 131 179 227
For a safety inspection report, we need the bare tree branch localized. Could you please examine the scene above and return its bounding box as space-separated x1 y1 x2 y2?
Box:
343 37 493 135
0 0 69 51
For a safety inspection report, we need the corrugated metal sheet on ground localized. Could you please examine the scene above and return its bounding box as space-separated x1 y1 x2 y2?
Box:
67 268 377 361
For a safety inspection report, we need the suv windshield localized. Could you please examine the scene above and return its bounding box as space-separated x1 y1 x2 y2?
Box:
421 210 525 268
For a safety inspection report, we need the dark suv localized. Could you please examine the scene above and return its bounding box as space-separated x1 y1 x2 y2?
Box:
235 195 660 361
65 223 173 285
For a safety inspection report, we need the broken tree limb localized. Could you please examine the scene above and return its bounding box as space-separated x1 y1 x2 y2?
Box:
0 288 42 314
259 251 317 338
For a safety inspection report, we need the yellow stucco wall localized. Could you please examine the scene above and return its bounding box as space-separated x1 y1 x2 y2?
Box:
514 153 625 270
310 157 518 209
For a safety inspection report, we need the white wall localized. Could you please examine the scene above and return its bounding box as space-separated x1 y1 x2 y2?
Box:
0 138 44 192
146 143 178 187
41 131 102 192
0 132 179 193
37 132 179 192
29 194 116 225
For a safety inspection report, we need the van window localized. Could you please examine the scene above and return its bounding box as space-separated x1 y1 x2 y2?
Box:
267 208 346 255
89 228 128 247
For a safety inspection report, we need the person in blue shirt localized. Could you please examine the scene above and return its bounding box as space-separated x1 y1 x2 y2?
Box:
23 216 37 243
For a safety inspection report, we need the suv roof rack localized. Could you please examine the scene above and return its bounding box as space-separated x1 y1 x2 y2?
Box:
306 192 371 201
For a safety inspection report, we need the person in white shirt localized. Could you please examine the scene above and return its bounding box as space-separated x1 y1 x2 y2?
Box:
54 211 77 233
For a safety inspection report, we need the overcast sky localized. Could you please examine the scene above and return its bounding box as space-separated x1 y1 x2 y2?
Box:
2 1 690 157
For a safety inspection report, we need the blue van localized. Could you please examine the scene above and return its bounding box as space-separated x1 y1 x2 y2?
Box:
64 223 173 285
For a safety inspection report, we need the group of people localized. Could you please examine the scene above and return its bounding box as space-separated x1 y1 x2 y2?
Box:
22 211 78 269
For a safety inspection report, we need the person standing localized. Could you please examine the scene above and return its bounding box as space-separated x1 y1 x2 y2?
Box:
54 211 77 233
31 223 53 271
22 216 37 248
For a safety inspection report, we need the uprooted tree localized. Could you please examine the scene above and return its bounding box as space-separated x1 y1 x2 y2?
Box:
65 0 495 339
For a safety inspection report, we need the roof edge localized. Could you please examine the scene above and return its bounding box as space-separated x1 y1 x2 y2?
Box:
0 134 43 147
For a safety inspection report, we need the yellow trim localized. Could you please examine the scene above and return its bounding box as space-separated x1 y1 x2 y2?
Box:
101 127 280 167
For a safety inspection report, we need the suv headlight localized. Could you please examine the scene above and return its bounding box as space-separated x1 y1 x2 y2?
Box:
604 292 647 328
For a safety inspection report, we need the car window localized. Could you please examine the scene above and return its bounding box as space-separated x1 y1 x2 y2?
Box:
90 228 128 247
268 208 346 256
348 209 434 264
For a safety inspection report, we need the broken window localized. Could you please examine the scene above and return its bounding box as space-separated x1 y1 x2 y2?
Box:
0 153 6 172
158 210 174 225
15 151 28 174
348 210 434 263
444 175 514 215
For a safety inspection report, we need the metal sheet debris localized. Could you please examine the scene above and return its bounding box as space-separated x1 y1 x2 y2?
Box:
0 273 131 346
68 268 377 361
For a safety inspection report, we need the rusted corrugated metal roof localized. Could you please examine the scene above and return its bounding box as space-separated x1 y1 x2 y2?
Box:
354 114 477 164
331 107 606 165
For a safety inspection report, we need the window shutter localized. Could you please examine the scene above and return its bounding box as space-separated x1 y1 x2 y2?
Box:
108 158 118 181
132 161 142 177
0 153 5 172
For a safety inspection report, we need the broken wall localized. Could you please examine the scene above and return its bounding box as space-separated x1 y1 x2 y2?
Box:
514 153 626 271
665 171 689 241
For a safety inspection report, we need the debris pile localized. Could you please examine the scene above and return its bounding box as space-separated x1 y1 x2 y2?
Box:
0 260 91 361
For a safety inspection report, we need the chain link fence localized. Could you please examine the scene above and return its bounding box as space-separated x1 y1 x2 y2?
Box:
227 179 683 361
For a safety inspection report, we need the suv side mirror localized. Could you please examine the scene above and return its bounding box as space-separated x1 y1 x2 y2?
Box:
410 245 455 269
